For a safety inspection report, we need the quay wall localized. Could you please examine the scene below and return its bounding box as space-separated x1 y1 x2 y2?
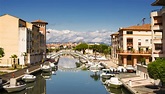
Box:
0 64 41 85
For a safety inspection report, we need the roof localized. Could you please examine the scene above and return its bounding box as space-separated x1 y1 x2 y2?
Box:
31 20 48 24
0 14 26 22
119 24 151 31
110 32 119 36
152 0 165 6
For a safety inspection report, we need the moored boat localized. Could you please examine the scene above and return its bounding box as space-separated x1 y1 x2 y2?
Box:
100 69 115 79
41 62 52 72
105 77 122 88
3 78 26 93
22 74 36 83
89 65 100 73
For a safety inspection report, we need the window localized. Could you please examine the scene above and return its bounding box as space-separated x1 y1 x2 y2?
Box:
138 39 141 42
126 31 133 34
127 38 133 42
155 44 162 50
138 42 141 45
145 39 148 42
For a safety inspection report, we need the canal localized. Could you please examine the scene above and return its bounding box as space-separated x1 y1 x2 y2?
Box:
1 56 131 94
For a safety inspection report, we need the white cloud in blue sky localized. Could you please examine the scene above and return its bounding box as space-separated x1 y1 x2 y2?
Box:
46 29 114 45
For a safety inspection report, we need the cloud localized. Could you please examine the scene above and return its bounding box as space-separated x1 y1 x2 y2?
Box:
46 29 115 45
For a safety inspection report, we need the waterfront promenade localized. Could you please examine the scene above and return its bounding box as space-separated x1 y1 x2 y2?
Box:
102 59 165 94
0 63 41 84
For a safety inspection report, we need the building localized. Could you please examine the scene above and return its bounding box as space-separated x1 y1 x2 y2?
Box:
31 20 48 59
0 14 47 67
151 0 165 61
110 32 119 64
111 24 152 67
135 0 165 84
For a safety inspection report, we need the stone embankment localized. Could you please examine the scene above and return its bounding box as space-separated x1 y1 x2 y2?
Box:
0 63 41 85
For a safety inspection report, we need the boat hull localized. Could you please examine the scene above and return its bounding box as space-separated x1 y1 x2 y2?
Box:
22 78 35 83
101 74 111 79
41 68 52 72
108 83 122 88
3 84 26 93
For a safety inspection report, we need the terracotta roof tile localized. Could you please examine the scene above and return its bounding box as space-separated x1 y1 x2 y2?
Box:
120 24 151 31
31 20 48 24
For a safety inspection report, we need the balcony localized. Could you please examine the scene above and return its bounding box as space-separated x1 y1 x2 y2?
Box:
117 50 151 56
153 25 163 30
153 39 162 44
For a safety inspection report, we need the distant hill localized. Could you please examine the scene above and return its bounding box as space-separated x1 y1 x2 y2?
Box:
46 29 114 45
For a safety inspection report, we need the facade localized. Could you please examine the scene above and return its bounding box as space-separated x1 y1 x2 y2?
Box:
135 0 165 84
0 14 47 67
151 2 165 61
110 32 119 65
31 20 48 59
111 24 152 67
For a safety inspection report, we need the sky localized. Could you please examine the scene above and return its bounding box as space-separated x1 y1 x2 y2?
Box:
0 0 162 44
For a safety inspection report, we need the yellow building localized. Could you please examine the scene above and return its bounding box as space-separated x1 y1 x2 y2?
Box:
0 14 47 67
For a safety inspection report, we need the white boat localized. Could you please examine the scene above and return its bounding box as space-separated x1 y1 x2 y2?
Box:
3 78 26 93
41 62 52 72
22 74 36 83
49 62 56 70
89 64 101 73
100 69 115 79
105 77 122 88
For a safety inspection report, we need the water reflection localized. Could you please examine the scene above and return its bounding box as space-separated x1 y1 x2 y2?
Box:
90 73 100 81
1 56 131 94
58 56 78 68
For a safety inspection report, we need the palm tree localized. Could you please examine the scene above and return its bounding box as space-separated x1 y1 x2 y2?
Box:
0 47 5 58
11 54 18 69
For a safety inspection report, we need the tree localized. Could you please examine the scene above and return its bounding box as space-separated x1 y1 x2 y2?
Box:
11 54 18 69
74 43 88 54
147 58 165 87
0 47 5 58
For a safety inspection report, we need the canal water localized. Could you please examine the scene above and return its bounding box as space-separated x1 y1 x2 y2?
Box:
1 56 131 94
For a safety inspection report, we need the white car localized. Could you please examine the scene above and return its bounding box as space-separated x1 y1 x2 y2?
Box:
117 66 127 72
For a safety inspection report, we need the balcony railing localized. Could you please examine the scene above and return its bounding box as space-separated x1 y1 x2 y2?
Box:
116 50 151 54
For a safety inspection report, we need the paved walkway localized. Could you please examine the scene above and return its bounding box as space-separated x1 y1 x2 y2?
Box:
117 73 165 94
102 59 165 94
0 63 41 84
